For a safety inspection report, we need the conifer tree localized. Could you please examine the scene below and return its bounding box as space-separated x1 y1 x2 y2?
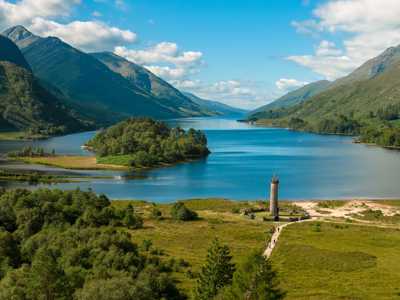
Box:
195 238 235 300
217 251 285 300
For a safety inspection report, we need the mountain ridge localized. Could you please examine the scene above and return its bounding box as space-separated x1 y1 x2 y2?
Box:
0 36 92 135
3 26 215 121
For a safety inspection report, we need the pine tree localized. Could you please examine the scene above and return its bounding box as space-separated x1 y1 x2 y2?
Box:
218 251 285 300
195 238 235 300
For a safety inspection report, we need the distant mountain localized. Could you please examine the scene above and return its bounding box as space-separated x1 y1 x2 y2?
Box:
3 26 213 120
249 44 400 147
91 52 215 117
0 36 91 135
183 92 247 116
249 80 330 119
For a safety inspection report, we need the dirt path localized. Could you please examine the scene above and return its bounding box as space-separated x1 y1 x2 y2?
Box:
264 200 400 259
264 219 312 259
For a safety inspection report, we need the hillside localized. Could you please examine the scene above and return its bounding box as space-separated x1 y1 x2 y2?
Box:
250 44 400 148
249 80 330 119
0 36 92 135
0 35 31 71
91 52 215 116
183 92 247 116
3 26 213 119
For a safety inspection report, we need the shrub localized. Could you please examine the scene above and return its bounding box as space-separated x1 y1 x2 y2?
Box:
170 202 198 221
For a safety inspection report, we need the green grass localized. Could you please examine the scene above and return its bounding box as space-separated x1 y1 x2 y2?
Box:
112 199 273 294
272 222 400 299
97 155 133 166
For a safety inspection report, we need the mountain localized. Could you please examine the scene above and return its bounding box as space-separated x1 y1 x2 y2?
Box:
249 44 400 147
0 36 91 135
183 92 247 116
0 34 31 71
91 52 215 116
250 46 400 122
3 26 213 120
331 46 400 88
249 80 330 119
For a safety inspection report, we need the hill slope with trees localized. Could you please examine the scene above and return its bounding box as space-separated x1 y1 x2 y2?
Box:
0 36 93 136
3 26 215 121
249 44 400 148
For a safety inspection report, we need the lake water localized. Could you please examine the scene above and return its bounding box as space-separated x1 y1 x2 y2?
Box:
1 117 400 202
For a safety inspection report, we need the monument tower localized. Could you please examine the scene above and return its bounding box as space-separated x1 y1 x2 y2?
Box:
269 176 279 221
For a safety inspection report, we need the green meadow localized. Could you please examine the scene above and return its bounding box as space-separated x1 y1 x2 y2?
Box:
272 221 400 300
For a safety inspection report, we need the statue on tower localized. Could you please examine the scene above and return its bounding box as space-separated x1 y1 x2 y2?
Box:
269 175 279 221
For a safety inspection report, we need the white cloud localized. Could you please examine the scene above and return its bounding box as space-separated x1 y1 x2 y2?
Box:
0 0 80 28
287 40 357 80
30 18 136 51
0 0 136 52
115 42 203 80
275 78 309 92
290 0 400 79
115 42 202 66
171 79 273 109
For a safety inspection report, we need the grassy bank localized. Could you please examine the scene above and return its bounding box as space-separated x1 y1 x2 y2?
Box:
272 221 400 299
17 155 129 170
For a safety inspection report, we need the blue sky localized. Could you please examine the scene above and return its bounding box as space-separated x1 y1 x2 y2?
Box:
1 0 400 109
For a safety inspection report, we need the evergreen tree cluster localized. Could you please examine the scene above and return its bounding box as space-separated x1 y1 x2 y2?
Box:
86 118 210 168
195 239 284 300
0 188 185 300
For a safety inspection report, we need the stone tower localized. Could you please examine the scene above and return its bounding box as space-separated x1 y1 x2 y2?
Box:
269 176 279 220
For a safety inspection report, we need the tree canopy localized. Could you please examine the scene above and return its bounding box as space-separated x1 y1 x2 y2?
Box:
0 188 184 300
86 118 210 168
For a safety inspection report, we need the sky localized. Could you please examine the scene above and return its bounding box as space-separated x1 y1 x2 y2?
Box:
1 0 400 109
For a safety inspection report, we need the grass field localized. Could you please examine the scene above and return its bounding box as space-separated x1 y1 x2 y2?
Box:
272 221 400 300
113 199 275 294
18 156 128 170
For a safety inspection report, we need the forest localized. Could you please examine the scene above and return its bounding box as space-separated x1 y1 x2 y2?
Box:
0 188 283 300
86 118 210 168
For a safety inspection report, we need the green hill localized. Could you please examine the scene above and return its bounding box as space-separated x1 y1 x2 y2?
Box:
250 45 400 148
249 80 330 119
91 52 215 117
0 50 92 136
3 26 213 120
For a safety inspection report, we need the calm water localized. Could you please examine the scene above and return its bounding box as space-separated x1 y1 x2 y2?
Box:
1 117 400 202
